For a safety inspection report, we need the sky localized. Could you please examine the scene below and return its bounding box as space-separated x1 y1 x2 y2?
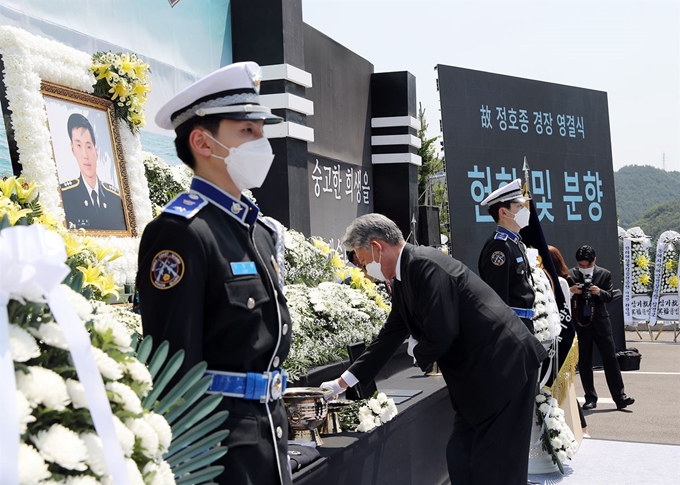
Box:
301 0 680 173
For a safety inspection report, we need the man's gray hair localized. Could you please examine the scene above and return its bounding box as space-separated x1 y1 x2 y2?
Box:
342 213 404 250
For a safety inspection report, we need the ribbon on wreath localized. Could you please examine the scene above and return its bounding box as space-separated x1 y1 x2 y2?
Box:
0 225 129 484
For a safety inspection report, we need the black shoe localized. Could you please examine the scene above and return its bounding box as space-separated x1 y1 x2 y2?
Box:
616 395 635 410
582 401 597 410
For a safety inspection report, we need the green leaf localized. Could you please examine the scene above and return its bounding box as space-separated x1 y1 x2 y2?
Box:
171 395 224 439
148 340 171 378
152 362 208 415
135 335 154 365
170 447 228 477
143 348 184 408
165 430 230 467
168 410 229 454
174 466 224 485
163 376 213 425
0 214 10 230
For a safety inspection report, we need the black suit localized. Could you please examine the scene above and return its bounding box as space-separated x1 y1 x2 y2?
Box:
348 244 547 485
568 265 627 405
60 175 126 231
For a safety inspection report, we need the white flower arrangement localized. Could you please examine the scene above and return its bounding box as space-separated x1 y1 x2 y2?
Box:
659 243 679 295
355 393 399 432
9 284 176 484
283 281 388 380
535 388 579 472
283 229 338 287
0 26 153 284
527 252 562 342
630 239 652 294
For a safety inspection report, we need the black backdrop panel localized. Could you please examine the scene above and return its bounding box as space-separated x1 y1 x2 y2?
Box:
438 65 621 289
308 152 373 251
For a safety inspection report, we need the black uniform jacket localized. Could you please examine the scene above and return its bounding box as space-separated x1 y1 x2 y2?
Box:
478 226 535 313
348 244 548 426
60 174 126 230
567 265 614 337
137 177 292 484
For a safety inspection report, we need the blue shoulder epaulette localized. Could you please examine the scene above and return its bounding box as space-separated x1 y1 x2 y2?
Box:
494 232 509 241
162 192 208 219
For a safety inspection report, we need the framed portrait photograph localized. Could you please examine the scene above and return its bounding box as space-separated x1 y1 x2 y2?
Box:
41 82 137 236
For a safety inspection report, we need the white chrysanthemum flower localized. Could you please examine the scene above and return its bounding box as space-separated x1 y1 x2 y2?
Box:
80 432 108 476
106 381 143 415
66 378 89 409
538 403 550 414
66 476 102 485
9 323 40 362
547 417 559 429
15 366 71 410
31 423 88 471
93 314 132 350
376 392 388 404
556 450 568 463
35 322 69 350
358 405 373 421
112 415 135 457
158 460 176 485
126 457 146 485
16 390 36 434
126 416 160 458
123 359 153 395
550 437 563 449
356 417 377 432
379 401 398 423
18 443 51 483
368 398 383 415
535 394 546 403
92 347 124 380
62 284 94 321
144 412 172 454
142 461 164 485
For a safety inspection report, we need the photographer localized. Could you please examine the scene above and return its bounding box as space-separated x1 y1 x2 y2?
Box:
568 245 635 411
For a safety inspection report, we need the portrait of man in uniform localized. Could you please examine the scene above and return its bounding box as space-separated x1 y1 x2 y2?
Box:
42 85 131 234
59 113 126 231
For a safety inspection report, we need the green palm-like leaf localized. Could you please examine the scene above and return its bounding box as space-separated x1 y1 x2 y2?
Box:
136 336 229 484
175 466 225 485
153 362 208 415
171 395 223 439
163 376 213 425
0 214 10 230
168 410 229 454
165 430 230 467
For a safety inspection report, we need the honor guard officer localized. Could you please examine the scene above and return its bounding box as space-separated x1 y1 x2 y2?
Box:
478 179 536 332
137 62 293 485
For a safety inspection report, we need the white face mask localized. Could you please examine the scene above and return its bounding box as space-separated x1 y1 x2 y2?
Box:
364 244 386 282
511 206 531 229
203 131 274 191
579 266 595 276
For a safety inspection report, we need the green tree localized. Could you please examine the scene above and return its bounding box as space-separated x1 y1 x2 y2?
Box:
631 199 680 241
416 103 449 243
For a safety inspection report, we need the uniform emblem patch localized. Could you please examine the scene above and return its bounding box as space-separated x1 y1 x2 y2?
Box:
150 250 185 289
491 251 506 266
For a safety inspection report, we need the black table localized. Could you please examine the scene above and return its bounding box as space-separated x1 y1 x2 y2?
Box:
292 367 453 485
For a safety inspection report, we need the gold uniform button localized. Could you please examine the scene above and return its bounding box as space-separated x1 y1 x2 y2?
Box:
247 297 255 309
282 323 289 335
273 356 280 367
276 426 283 439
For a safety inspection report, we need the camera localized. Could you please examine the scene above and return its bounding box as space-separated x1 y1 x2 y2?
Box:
581 275 593 303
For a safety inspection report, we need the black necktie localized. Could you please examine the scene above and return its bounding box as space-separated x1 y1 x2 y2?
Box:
91 190 99 211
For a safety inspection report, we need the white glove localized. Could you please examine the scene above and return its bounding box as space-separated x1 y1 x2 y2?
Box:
320 379 345 400
407 336 419 357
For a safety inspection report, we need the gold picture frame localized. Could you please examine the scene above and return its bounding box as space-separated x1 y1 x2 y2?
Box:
41 81 137 237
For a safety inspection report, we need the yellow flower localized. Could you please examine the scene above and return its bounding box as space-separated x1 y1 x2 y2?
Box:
93 272 121 300
109 81 130 100
0 198 31 225
638 274 650 286
312 238 332 255
61 232 88 258
36 211 61 229
14 177 37 203
666 260 675 271
91 243 123 263
330 252 345 269
635 255 649 269
119 53 135 76
77 262 104 286
0 177 16 197
668 276 679 289
131 82 151 98
133 61 150 80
